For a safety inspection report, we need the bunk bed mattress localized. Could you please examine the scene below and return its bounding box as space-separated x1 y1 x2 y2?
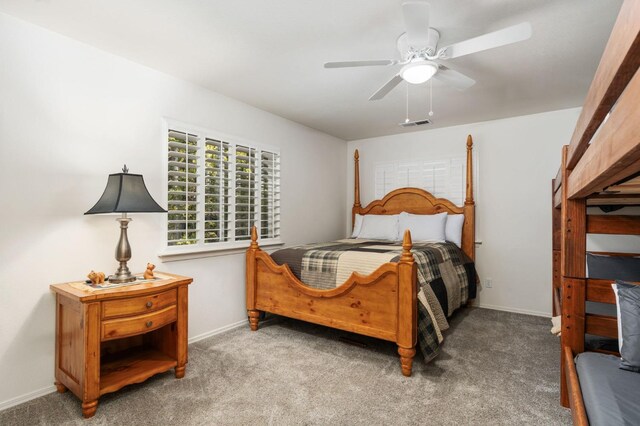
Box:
270 238 477 362
576 352 640 426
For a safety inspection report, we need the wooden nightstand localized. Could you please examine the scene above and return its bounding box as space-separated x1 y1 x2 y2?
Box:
50 272 192 418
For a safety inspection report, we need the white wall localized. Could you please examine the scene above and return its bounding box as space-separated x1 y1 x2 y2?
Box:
347 108 581 317
0 12 346 407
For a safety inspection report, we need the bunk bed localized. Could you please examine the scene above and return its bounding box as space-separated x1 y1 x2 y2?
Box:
551 1 640 424
246 137 476 377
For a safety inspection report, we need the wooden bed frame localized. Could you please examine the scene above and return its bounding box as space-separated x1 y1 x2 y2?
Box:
551 0 640 423
246 136 475 377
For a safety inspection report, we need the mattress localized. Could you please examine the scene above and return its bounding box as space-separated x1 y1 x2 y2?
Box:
575 352 640 426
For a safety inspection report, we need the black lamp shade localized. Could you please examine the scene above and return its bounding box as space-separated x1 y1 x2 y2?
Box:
85 173 167 214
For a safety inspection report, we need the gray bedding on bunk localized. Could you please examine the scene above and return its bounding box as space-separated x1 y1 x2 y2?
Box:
585 302 619 352
584 252 624 352
270 238 477 363
576 352 640 426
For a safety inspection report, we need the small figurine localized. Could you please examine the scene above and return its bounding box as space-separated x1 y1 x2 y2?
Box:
87 270 106 284
144 263 156 280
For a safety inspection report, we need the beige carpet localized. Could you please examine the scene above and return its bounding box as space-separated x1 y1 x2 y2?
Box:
0 308 571 425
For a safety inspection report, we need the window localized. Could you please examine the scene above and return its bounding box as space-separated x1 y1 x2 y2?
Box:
375 156 476 206
165 123 280 253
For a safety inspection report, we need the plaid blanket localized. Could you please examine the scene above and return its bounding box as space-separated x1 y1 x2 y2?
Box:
271 239 477 362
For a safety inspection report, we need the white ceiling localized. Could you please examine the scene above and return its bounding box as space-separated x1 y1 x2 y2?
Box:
0 0 622 140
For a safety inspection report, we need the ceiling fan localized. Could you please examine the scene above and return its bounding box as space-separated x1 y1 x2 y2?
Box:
324 1 532 100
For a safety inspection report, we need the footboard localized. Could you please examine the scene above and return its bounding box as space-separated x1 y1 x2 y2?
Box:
246 226 418 376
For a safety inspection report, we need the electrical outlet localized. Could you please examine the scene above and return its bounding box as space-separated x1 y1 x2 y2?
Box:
485 278 492 288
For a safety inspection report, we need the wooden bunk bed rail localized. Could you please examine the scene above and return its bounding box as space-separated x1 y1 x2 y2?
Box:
586 215 640 234
565 0 640 171
567 67 640 198
563 346 589 426
553 0 640 413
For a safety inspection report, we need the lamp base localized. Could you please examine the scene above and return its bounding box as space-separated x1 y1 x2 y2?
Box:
110 214 136 284
108 272 137 284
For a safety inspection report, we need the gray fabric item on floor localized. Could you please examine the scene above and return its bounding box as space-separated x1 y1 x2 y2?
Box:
0 308 571 425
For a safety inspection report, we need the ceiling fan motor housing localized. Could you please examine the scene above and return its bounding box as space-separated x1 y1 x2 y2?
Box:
397 28 440 59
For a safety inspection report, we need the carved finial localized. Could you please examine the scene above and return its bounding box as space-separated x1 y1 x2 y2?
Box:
122 164 129 173
400 230 414 263
354 149 359 160
250 226 258 249
467 135 473 149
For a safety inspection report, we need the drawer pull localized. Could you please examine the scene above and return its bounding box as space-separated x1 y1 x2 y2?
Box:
146 301 153 308
146 321 153 328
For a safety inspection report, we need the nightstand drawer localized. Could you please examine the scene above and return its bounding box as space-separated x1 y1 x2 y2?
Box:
102 289 177 319
101 305 177 341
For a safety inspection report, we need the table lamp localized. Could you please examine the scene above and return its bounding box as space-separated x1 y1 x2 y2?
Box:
85 165 167 283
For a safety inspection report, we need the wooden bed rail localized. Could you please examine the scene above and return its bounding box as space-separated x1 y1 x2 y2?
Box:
567 68 640 199
586 215 640 235
553 167 562 194
563 346 589 426
564 277 640 344
555 0 640 413
565 0 640 171
565 0 640 199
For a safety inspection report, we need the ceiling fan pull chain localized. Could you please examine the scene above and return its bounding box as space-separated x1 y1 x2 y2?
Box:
429 78 434 117
405 83 410 123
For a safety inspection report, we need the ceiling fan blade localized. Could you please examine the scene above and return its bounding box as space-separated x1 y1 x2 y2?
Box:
402 0 431 49
369 74 404 101
433 65 476 91
441 22 532 59
324 60 396 68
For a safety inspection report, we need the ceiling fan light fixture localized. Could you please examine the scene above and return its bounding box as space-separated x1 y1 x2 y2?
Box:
400 61 438 84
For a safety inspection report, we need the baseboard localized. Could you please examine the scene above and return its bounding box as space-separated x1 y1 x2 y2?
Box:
0 385 57 412
188 319 247 344
0 320 249 412
474 302 551 318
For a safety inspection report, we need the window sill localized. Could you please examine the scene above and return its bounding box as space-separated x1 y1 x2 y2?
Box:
158 239 283 262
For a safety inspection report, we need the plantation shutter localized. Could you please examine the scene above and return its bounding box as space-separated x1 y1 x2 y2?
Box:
421 160 450 200
235 145 257 241
397 161 423 188
167 130 200 246
374 157 468 206
165 123 281 251
260 150 280 239
204 139 231 243
374 163 397 199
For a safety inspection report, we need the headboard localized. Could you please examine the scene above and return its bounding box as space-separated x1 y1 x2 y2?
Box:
352 135 476 261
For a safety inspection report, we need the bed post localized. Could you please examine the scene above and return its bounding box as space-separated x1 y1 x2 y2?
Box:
352 149 361 231
397 229 418 377
247 226 261 331
559 145 586 408
463 135 476 261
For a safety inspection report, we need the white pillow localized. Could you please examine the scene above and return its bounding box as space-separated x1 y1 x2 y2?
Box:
398 212 447 242
351 214 364 238
445 214 465 248
612 283 624 348
356 214 399 241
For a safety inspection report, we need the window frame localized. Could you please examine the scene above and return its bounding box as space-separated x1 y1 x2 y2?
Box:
159 119 282 260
